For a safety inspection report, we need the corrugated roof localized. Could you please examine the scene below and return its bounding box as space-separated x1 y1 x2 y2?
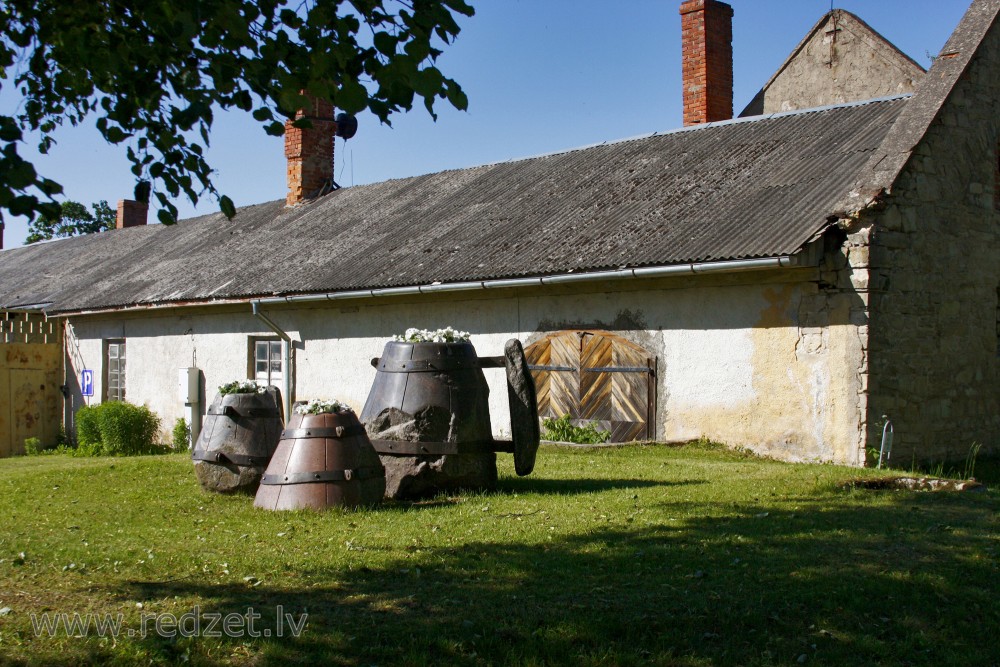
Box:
0 97 907 314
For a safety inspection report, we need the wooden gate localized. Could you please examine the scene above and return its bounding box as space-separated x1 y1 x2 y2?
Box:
0 312 63 457
525 330 656 442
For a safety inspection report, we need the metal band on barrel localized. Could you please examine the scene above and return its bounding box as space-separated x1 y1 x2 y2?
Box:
375 357 480 373
260 467 384 485
191 449 268 466
370 439 501 455
280 425 368 439
206 406 281 418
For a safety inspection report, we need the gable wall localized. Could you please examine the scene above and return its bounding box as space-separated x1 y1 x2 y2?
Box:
866 20 1000 462
742 12 922 116
63 269 867 464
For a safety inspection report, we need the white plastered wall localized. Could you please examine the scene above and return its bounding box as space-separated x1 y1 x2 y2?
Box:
63 268 866 464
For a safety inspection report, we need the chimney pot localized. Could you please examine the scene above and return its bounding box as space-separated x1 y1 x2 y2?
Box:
680 0 734 126
116 199 148 229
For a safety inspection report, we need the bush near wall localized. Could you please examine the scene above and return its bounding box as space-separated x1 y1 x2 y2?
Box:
75 402 167 456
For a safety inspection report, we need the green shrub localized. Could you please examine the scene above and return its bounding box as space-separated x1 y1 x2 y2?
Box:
23 437 43 456
23 435 74 456
172 417 191 450
74 402 166 456
540 414 610 445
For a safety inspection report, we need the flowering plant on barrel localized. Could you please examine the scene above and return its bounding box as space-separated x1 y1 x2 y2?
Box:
394 326 471 343
294 398 354 415
218 380 265 396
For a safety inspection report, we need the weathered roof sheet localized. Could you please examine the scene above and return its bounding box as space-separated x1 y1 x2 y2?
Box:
0 97 907 314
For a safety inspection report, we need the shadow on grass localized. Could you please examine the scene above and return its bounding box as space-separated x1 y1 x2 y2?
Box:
86 490 998 667
497 476 699 495
369 478 699 512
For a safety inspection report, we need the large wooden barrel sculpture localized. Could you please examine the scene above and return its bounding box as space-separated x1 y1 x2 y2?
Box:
360 339 540 500
192 387 283 495
254 410 385 511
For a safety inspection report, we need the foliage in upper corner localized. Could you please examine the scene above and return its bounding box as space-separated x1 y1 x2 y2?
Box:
25 200 115 243
0 0 475 225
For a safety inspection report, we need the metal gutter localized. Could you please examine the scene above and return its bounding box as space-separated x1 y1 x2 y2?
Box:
1 302 53 313
251 256 800 307
251 303 293 423
27 255 803 317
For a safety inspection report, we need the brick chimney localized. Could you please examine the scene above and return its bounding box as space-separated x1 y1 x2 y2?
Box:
680 0 734 126
285 96 337 207
116 199 148 229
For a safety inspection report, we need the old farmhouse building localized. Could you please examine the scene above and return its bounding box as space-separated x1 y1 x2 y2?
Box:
1 0 998 465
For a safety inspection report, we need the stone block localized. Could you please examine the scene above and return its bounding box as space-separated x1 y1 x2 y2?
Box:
879 206 903 232
877 230 910 249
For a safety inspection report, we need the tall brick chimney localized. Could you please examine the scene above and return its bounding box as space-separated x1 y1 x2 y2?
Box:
680 0 734 126
285 96 337 207
116 199 148 229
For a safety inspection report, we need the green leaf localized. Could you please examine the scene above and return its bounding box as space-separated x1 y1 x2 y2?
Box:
412 67 444 98
264 120 286 136
336 80 368 114
373 32 398 56
133 181 151 204
445 82 469 111
252 107 274 122
104 126 128 144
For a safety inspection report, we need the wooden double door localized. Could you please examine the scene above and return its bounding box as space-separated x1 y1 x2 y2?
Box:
524 330 656 442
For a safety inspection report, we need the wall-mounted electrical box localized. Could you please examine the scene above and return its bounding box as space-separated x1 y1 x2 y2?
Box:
179 367 200 405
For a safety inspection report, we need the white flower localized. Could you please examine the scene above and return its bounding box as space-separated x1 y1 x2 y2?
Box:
393 326 471 343
293 399 354 415
219 379 265 395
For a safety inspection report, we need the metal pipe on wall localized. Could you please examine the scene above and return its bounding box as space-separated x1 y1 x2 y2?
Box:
251 303 293 422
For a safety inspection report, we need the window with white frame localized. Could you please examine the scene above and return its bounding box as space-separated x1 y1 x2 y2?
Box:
250 337 283 386
105 339 126 402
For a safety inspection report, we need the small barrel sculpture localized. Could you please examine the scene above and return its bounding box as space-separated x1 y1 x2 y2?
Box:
192 387 283 495
360 338 540 500
254 409 385 511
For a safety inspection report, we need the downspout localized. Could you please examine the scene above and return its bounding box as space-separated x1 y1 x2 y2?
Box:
251 303 293 422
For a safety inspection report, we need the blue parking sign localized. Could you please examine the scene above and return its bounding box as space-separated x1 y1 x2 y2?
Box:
81 369 94 397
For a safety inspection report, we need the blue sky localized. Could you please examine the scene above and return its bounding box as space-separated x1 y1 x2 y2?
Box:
0 0 971 247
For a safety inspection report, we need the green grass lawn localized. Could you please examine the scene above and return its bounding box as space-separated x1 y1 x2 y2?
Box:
0 443 997 666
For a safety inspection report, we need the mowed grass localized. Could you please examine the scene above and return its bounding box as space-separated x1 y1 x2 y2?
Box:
0 443 997 666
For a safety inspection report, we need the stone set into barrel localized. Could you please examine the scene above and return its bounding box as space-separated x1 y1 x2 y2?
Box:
253 410 385 511
192 388 283 495
360 338 540 500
